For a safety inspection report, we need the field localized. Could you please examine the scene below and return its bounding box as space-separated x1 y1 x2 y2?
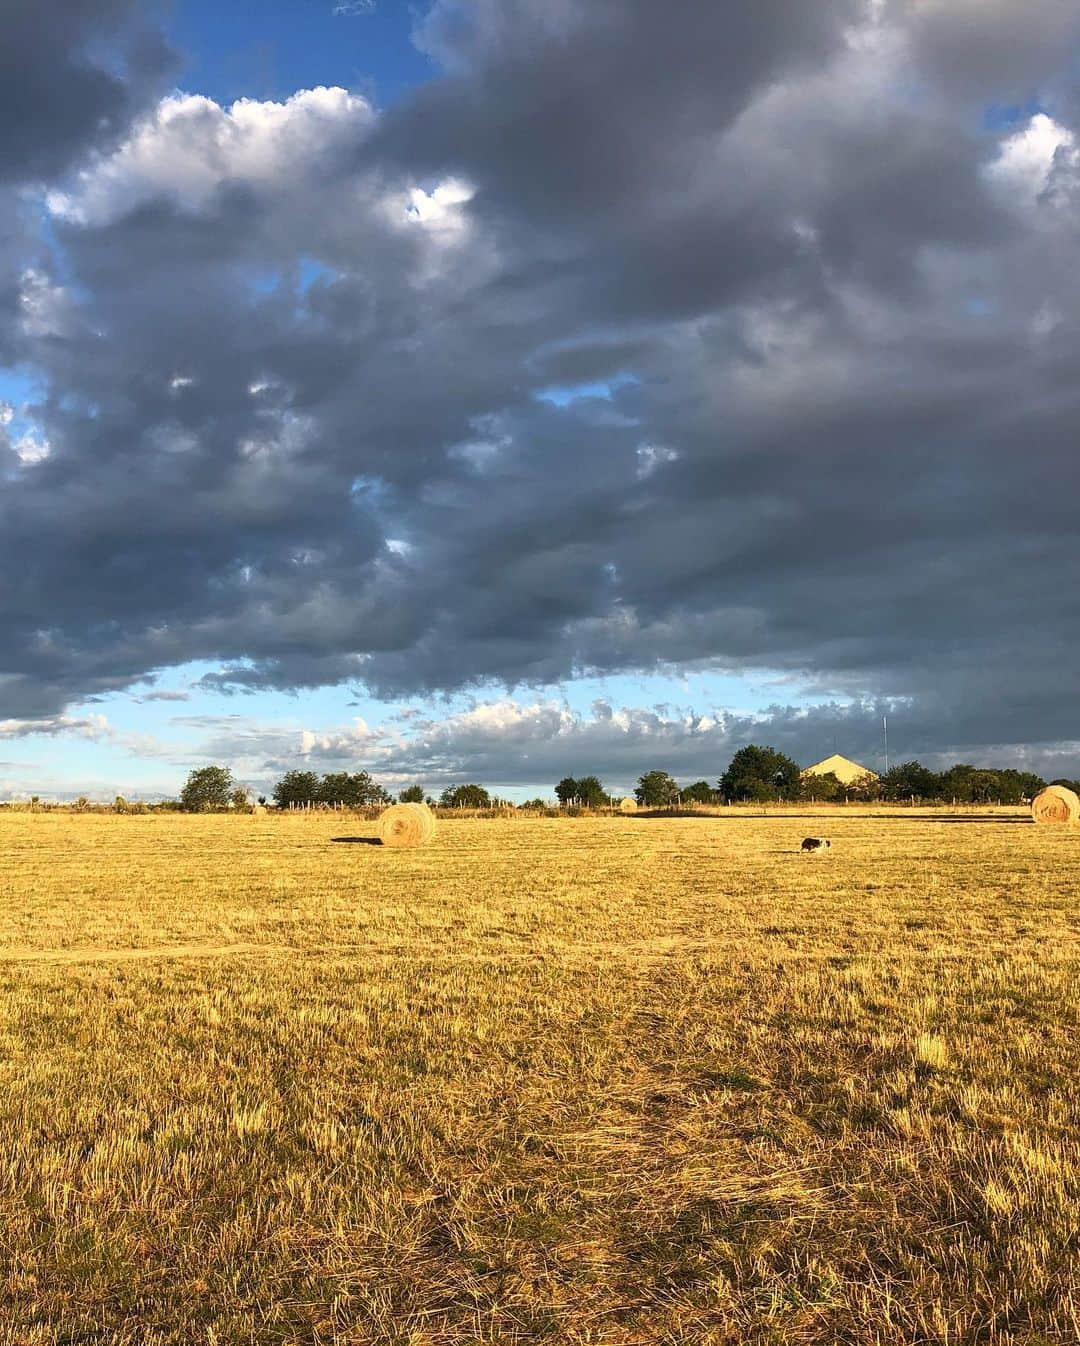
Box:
0 810 1076 1345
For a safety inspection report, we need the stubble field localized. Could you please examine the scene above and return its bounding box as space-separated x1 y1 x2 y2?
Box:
0 809 1076 1345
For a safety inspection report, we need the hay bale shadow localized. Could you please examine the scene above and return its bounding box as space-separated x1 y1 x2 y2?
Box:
897 814 1030 825
628 810 1032 824
330 836 382 845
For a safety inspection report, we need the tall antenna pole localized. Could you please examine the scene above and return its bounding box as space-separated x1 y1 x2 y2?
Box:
883 715 889 774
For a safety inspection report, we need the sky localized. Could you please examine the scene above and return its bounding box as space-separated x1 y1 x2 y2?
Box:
3 0 1080 801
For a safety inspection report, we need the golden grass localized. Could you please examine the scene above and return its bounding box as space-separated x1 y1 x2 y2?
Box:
0 809 1076 1343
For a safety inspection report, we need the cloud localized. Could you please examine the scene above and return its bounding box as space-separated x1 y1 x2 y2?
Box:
0 0 172 361
0 714 109 741
371 694 1075 790
0 2 1079 774
988 113 1077 202
174 690 1075 799
0 0 173 188
895 0 1080 106
47 87 374 225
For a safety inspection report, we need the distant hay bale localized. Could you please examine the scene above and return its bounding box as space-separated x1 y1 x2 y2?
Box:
1031 786 1080 825
252 805 267 817
378 802 435 848
618 797 638 813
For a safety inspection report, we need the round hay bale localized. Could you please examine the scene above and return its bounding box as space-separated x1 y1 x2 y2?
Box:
378 802 435 848
618 796 638 813
1031 785 1080 824
252 804 267 817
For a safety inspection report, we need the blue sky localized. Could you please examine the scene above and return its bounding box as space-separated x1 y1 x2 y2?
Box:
164 0 432 108
0 661 837 803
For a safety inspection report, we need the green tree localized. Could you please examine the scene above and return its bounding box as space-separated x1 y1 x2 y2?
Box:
681 780 717 804
1000 770 1045 803
398 784 426 804
938 764 977 802
230 786 250 811
635 770 680 807
318 771 390 807
879 761 941 801
848 770 881 802
272 770 321 808
966 769 1001 804
317 773 352 806
554 777 579 806
179 765 234 812
439 783 491 808
802 771 842 802
720 746 801 802
575 775 607 808
937 764 1044 805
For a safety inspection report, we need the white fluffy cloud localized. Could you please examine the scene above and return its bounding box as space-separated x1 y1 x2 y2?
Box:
193 696 869 793
183 688 1077 798
988 113 1077 202
1 399 51 470
403 178 475 232
47 87 374 224
10 434 50 466
300 718 375 757
18 269 74 340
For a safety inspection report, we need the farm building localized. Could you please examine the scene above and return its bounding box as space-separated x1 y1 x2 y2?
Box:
803 753 878 785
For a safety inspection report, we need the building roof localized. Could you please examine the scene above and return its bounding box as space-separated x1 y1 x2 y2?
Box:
803 753 878 784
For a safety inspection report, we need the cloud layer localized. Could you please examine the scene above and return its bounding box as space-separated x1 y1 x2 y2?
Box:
174 692 1073 799
3 1 1080 770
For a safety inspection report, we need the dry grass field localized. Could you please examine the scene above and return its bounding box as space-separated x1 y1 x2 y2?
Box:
0 809 1076 1344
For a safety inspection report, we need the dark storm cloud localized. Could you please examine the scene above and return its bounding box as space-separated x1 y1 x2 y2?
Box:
0 0 173 184
399 0 858 225
892 0 1080 106
2 1 1080 771
0 0 173 393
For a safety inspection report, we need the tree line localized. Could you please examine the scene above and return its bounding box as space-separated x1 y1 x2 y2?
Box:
177 766 513 812
625 749 1052 806
177 746 1061 812
863 761 1051 806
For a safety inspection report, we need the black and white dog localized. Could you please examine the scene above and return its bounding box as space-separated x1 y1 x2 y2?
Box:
800 837 831 853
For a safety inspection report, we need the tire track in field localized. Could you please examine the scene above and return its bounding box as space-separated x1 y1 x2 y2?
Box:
0 942 296 965
0 934 1073 968
0 940 689 966
0 937 730 967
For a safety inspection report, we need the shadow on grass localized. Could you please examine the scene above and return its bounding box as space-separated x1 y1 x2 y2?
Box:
330 836 382 845
630 811 1033 824
907 815 1031 824
629 811 834 821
